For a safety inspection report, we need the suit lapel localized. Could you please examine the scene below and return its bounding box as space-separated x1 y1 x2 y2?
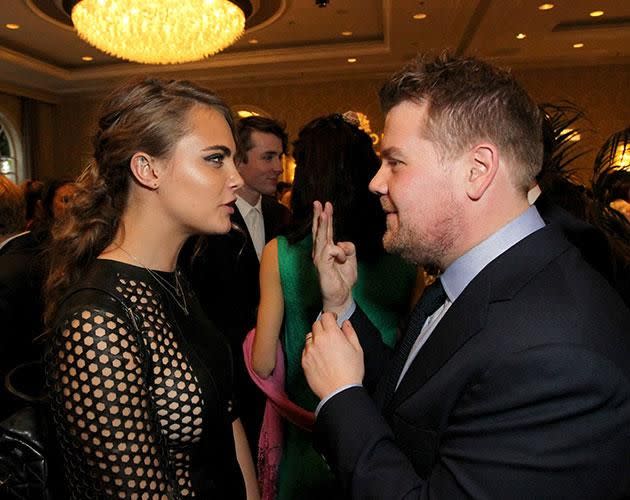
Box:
388 223 572 411
390 276 489 409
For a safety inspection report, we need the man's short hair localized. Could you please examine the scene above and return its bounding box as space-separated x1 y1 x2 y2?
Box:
236 116 288 163
0 175 26 238
379 53 543 191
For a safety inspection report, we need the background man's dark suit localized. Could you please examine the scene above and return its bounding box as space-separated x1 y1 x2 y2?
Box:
180 195 290 450
315 223 630 499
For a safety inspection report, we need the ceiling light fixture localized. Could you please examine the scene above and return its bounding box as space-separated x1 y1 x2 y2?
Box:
413 13 428 20
573 43 584 48
341 31 353 36
538 3 554 10
516 33 527 40
347 58 357 63
249 39 259 44
62 0 252 65
81 56 94 61
5 24 20 30
589 10 604 17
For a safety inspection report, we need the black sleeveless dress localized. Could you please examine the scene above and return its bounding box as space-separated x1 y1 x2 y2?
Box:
45 259 245 498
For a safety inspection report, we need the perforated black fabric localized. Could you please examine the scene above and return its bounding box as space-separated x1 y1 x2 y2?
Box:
46 260 244 499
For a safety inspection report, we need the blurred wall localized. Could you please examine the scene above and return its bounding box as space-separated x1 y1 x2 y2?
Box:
0 92 21 130
514 63 629 183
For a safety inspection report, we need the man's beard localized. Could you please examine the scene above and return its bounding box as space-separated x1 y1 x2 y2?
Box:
383 209 459 271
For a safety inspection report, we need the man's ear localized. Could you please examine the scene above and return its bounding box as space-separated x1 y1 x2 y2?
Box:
465 144 498 201
129 153 160 190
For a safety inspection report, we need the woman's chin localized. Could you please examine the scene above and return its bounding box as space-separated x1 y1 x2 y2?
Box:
215 219 233 234
196 216 233 236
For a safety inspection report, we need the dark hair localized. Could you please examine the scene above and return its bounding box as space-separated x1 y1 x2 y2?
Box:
236 116 288 163
287 113 385 259
536 102 591 220
276 181 292 195
380 52 543 191
42 178 75 220
44 77 235 327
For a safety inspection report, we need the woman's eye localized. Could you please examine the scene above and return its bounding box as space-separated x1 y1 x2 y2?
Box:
205 154 225 166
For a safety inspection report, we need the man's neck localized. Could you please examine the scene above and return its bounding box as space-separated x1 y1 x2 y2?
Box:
238 185 261 206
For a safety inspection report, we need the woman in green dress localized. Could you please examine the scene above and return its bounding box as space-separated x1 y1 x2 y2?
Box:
251 113 417 499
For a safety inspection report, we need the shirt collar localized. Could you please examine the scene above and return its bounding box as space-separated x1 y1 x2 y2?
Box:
236 195 262 216
441 206 545 302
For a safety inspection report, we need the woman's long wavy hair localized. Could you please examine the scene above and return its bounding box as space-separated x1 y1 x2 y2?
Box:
44 78 235 327
287 113 385 260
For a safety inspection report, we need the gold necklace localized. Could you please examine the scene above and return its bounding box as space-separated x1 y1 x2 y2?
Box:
118 247 189 316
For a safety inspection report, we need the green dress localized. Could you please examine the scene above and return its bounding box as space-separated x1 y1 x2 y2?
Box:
276 235 416 499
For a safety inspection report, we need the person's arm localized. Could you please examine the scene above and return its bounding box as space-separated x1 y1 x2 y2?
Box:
252 238 284 378
314 344 630 499
47 305 173 497
232 418 260 500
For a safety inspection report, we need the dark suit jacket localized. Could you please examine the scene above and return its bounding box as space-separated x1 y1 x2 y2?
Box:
316 223 630 499
0 232 46 418
179 195 290 447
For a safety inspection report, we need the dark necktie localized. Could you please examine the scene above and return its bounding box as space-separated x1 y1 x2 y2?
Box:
382 279 447 408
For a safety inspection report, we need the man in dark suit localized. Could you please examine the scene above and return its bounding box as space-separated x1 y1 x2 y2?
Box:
181 116 290 452
301 54 630 499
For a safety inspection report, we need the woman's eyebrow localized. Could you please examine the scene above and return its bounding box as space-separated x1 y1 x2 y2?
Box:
202 145 232 156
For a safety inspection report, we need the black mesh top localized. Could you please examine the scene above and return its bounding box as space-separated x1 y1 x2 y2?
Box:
45 259 245 499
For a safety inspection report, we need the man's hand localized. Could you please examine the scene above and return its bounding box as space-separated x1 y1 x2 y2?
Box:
312 201 358 315
302 313 364 399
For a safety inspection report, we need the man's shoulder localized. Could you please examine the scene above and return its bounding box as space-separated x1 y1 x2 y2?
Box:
468 222 629 348
453 222 627 338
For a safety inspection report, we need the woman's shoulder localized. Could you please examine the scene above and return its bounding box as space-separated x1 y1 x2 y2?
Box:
53 260 140 332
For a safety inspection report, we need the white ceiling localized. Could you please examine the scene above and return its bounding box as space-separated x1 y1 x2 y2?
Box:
0 0 628 102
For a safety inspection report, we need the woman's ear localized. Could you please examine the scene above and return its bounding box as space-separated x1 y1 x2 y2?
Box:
465 144 498 201
129 153 160 190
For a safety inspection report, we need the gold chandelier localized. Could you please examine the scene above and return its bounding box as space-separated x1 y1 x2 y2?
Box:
63 0 251 65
